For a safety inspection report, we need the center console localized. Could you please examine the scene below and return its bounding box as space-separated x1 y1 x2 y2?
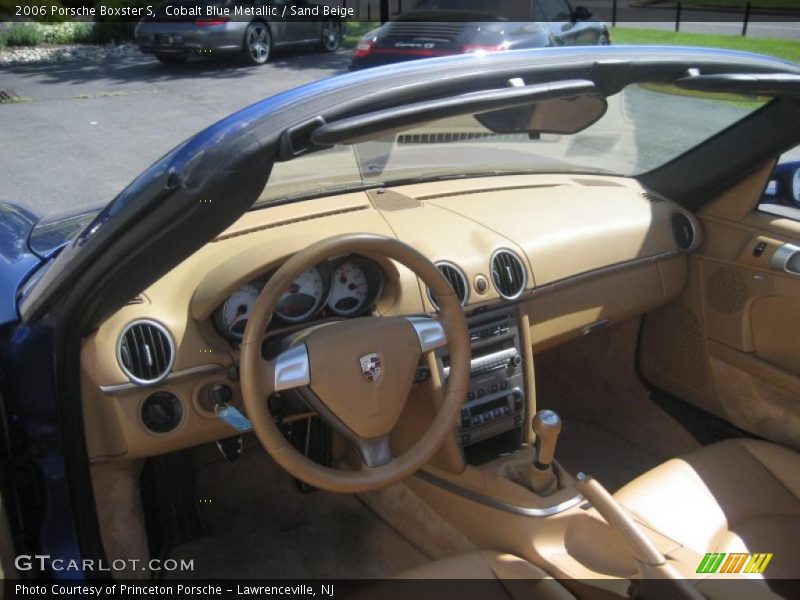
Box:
439 306 526 448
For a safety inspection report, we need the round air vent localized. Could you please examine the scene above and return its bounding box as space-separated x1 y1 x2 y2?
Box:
117 320 175 385
491 250 527 300
427 262 469 309
671 212 699 252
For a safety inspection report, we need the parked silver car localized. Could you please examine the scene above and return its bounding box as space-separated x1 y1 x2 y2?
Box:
135 0 345 66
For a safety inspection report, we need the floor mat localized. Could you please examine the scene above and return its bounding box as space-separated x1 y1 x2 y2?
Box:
535 319 703 492
553 420 661 493
165 444 429 579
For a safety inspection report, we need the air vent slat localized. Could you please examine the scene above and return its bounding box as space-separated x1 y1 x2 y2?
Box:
140 326 155 381
428 262 469 308
126 329 143 379
154 328 168 373
491 250 527 300
117 320 174 385
138 326 155 380
146 326 161 379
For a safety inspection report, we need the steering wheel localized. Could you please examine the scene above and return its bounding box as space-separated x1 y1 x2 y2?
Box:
239 233 470 493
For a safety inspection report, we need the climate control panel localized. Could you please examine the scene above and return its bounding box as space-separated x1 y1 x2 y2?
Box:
439 307 525 447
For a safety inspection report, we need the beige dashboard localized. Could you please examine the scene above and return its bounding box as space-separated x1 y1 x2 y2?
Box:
80 174 696 461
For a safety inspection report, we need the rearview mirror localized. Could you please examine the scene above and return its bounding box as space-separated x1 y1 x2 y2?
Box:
475 95 608 135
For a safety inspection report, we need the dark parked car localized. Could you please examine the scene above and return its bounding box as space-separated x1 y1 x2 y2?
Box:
135 0 345 65
350 0 609 70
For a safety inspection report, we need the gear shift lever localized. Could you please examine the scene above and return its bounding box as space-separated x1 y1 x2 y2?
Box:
503 409 562 496
533 410 562 470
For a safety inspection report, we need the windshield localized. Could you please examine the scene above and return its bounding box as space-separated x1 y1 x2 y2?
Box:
257 83 768 207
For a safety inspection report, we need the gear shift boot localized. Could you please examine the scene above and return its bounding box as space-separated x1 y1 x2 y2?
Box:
502 455 565 496
527 463 559 495
500 409 565 496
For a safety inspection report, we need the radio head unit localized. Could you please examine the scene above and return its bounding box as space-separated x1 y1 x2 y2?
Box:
438 306 526 450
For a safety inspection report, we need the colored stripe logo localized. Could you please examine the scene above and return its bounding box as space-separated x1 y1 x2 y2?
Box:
696 552 773 574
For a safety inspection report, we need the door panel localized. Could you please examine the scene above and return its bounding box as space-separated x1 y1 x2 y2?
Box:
751 294 800 376
640 162 800 451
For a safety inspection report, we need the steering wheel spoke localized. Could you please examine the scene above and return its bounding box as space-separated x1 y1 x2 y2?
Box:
405 316 447 352
355 435 392 468
292 385 392 467
272 343 311 392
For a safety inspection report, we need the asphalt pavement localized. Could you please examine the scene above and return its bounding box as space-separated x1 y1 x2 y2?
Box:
1 49 351 216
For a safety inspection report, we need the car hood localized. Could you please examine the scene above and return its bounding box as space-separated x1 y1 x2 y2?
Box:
27 206 101 259
0 202 99 326
0 203 42 326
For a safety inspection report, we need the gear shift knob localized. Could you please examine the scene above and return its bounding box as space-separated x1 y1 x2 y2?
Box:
532 410 562 469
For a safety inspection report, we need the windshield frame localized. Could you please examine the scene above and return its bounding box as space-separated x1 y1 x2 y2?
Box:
256 83 775 209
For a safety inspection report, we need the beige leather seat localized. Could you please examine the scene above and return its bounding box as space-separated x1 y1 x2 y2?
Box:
381 440 798 599
378 551 575 599
615 439 800 584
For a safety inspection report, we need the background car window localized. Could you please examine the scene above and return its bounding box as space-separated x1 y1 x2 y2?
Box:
534 0 573 22
759 144 800 221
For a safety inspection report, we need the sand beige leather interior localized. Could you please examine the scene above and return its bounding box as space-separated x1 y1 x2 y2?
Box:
80 174 694 461
640 163 800 451
386 551 576 599
614 439 800 587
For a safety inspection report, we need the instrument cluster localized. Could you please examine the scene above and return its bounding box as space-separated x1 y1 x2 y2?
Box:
212 255 384 341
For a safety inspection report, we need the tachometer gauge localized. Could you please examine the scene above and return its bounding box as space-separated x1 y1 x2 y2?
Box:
328 262 369 316
275 267 325 323
218 284 260 340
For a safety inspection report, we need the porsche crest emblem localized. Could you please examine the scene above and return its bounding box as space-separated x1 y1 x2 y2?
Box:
359 353 382 383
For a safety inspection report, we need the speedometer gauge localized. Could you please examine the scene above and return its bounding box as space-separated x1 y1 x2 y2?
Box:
276 267 325 323
218 284 260 340
328 262 369 316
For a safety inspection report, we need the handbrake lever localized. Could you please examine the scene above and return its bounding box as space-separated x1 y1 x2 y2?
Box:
574 472 704 600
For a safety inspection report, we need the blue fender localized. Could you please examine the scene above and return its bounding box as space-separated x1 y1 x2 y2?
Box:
0 203 42 327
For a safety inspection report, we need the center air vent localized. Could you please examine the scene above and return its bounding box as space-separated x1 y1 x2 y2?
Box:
117 320 175 385
491 250 527 300
428 262 469 309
